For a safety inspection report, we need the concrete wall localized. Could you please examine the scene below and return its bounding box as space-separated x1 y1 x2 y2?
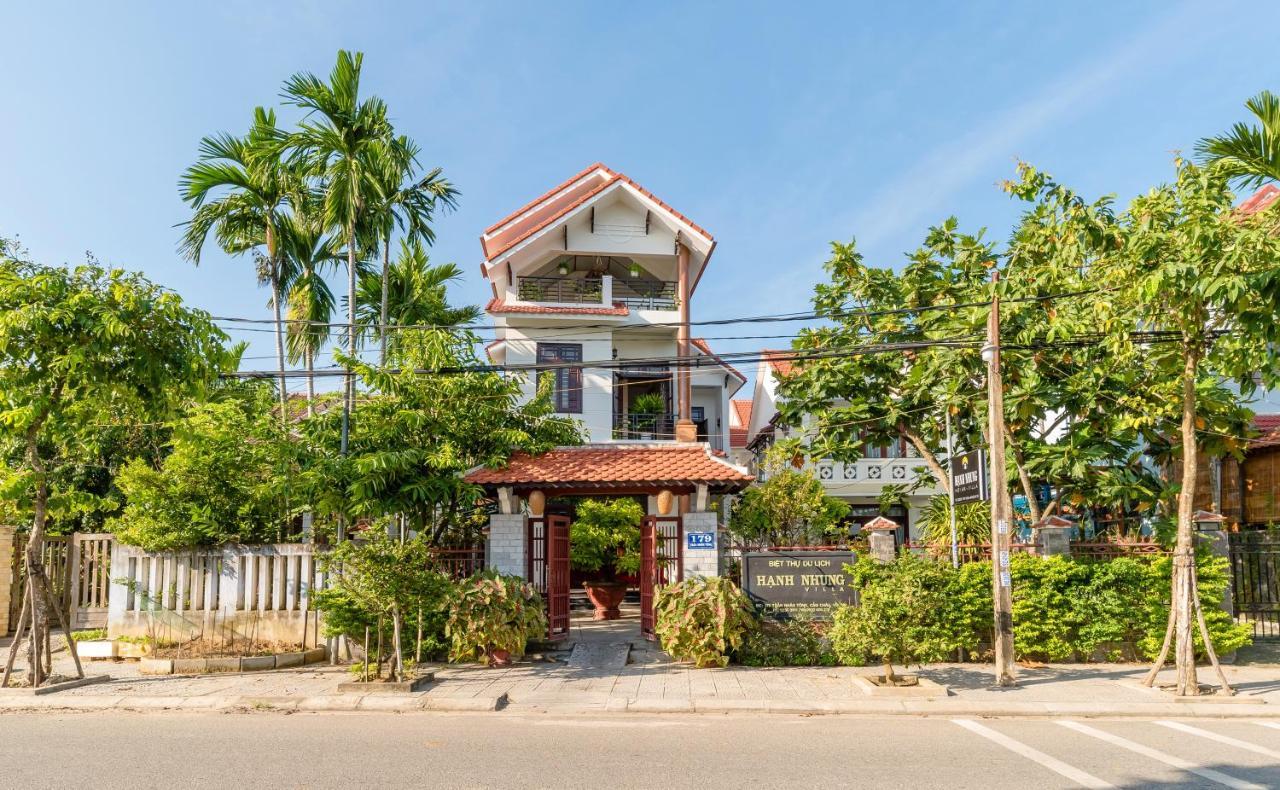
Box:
504 327 615 440
487 514 528 579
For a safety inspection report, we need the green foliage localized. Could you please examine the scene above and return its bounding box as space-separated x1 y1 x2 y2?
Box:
653 576 755 668
569 498 644 578
109 388 298 550
630 393 666 415
729 447 850 547
444 570 546 664
848 552 1251 664
830 554 968 675
737 620 837 667
918 495 991 553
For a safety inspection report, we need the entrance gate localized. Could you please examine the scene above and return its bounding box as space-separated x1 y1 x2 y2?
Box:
639 515 683 640
528 515 571 641
1229 531 1280 639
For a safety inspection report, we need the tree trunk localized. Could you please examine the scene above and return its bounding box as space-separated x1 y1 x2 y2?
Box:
883 659 897 686
901 425 951 495
1006 433 1043 524
391 607 404 683
305 347 316 419
380 234 391 366
1173 341 1201 696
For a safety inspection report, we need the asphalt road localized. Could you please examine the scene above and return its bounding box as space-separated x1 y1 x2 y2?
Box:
1 711 1279 789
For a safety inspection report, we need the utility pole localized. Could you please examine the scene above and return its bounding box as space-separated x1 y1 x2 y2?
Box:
985 271 1016 687
946 409 959 570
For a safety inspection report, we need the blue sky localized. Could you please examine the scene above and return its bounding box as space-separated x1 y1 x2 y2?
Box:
2 1 1276 391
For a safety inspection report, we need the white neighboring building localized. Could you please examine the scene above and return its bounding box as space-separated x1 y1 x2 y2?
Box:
743 351 944 542
480 163 746 450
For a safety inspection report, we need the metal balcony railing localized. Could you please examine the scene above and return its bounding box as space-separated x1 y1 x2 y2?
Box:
614 280 678 310
517 276 602 304
613 412 678 441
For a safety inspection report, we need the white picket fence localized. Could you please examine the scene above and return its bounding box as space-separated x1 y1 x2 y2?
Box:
107 542 331 644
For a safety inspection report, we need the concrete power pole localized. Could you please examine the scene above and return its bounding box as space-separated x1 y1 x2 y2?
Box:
986 272 1016 687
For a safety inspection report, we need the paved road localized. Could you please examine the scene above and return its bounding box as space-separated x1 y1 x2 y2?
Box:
1 711 1278 789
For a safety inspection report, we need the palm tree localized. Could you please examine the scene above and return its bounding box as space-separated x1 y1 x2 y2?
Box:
282 50 391 452
278 195 343 417
354 238 480 354
367 135 460 363
1196 90 1280 188
179 107 294 422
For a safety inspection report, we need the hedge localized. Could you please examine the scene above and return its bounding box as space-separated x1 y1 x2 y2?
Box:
830 552 1250 665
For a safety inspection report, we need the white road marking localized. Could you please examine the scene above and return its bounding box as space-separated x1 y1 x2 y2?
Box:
952 719 1113 789
1256 721 1280 732
1058 720 1266 790
1155 720 1280 760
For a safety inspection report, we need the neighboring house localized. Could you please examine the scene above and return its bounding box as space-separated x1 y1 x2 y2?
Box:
742 350 944 542
727 398 753 466
479 163 746 451
1195 414 1280 528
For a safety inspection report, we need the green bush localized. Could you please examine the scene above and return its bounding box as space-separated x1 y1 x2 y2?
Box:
654 576 755 668
830 553 969 680
864 551 1252 664
737 620 837 667
569 498 643 580
444 570 546 664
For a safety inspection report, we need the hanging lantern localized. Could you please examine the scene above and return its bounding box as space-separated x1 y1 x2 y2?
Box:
656 489 674 516
528 490 546 516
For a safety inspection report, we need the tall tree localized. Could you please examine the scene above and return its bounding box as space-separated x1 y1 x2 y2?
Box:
1012 159 1280 696
0 245 227 687
283 50 391 458
179 107 294 423
366 135 459 363
278 194 343 416
1196 90 1280 188
354 238 479 355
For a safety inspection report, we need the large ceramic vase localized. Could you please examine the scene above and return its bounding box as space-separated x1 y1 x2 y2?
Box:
582 580 627 621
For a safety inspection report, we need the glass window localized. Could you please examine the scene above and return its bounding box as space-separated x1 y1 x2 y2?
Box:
537 343 583 413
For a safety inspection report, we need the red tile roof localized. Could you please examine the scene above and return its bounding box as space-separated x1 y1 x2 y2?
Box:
762 349 795 377
691 337 746 382
480 163 714 263
729 399 753 449
485 298 630 316
1240 185 1280 216
1253 414 1280 449
464 444 753 491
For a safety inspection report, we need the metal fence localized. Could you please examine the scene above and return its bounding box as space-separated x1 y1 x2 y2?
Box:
1229 531 1280 639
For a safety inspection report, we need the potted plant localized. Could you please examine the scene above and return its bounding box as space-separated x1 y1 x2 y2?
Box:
570 498 644 620
629 392 666 440
444 570 547 666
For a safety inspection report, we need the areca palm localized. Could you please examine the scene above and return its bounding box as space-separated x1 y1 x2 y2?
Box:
367 136 460 362
278 197 343 416
282 50 391 450
1196 90 1280 188
179 106 294 422
354 238 479 355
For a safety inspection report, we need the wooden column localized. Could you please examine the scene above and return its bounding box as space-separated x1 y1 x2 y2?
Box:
676 242 693 427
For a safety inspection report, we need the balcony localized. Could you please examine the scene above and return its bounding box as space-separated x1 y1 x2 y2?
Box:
810 458 943 493
516 275 679 311
613 412 678 441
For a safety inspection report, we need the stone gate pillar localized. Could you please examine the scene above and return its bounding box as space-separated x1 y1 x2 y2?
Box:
0 526 14 634
682 511 719 579
487 513 528 579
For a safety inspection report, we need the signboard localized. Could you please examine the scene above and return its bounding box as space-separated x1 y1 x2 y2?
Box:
686 531 715 550
950 449 989 505
741 551 856 622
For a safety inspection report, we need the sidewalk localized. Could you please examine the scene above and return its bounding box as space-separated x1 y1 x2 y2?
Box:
4 624 1280 719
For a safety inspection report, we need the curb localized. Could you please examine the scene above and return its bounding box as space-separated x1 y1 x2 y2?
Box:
0 692 1272 718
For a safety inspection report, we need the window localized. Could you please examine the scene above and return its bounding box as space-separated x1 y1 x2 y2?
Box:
537 343 583 413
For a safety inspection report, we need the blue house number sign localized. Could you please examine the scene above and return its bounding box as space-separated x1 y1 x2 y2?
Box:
686 531 716 550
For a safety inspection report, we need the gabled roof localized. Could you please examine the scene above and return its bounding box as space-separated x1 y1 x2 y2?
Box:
1252 414 1280 449
479 163 714 264
1240 184 1280 216
729 399 753 449
463 443 753 493
761 349 796 377
691 338 747 383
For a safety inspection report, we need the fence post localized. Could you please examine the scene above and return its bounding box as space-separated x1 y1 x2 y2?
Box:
0 526 14 634
105 541 134 638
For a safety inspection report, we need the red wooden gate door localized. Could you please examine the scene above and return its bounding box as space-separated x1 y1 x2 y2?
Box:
640 515 682 640
640 518 657 639
546 514 571 640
